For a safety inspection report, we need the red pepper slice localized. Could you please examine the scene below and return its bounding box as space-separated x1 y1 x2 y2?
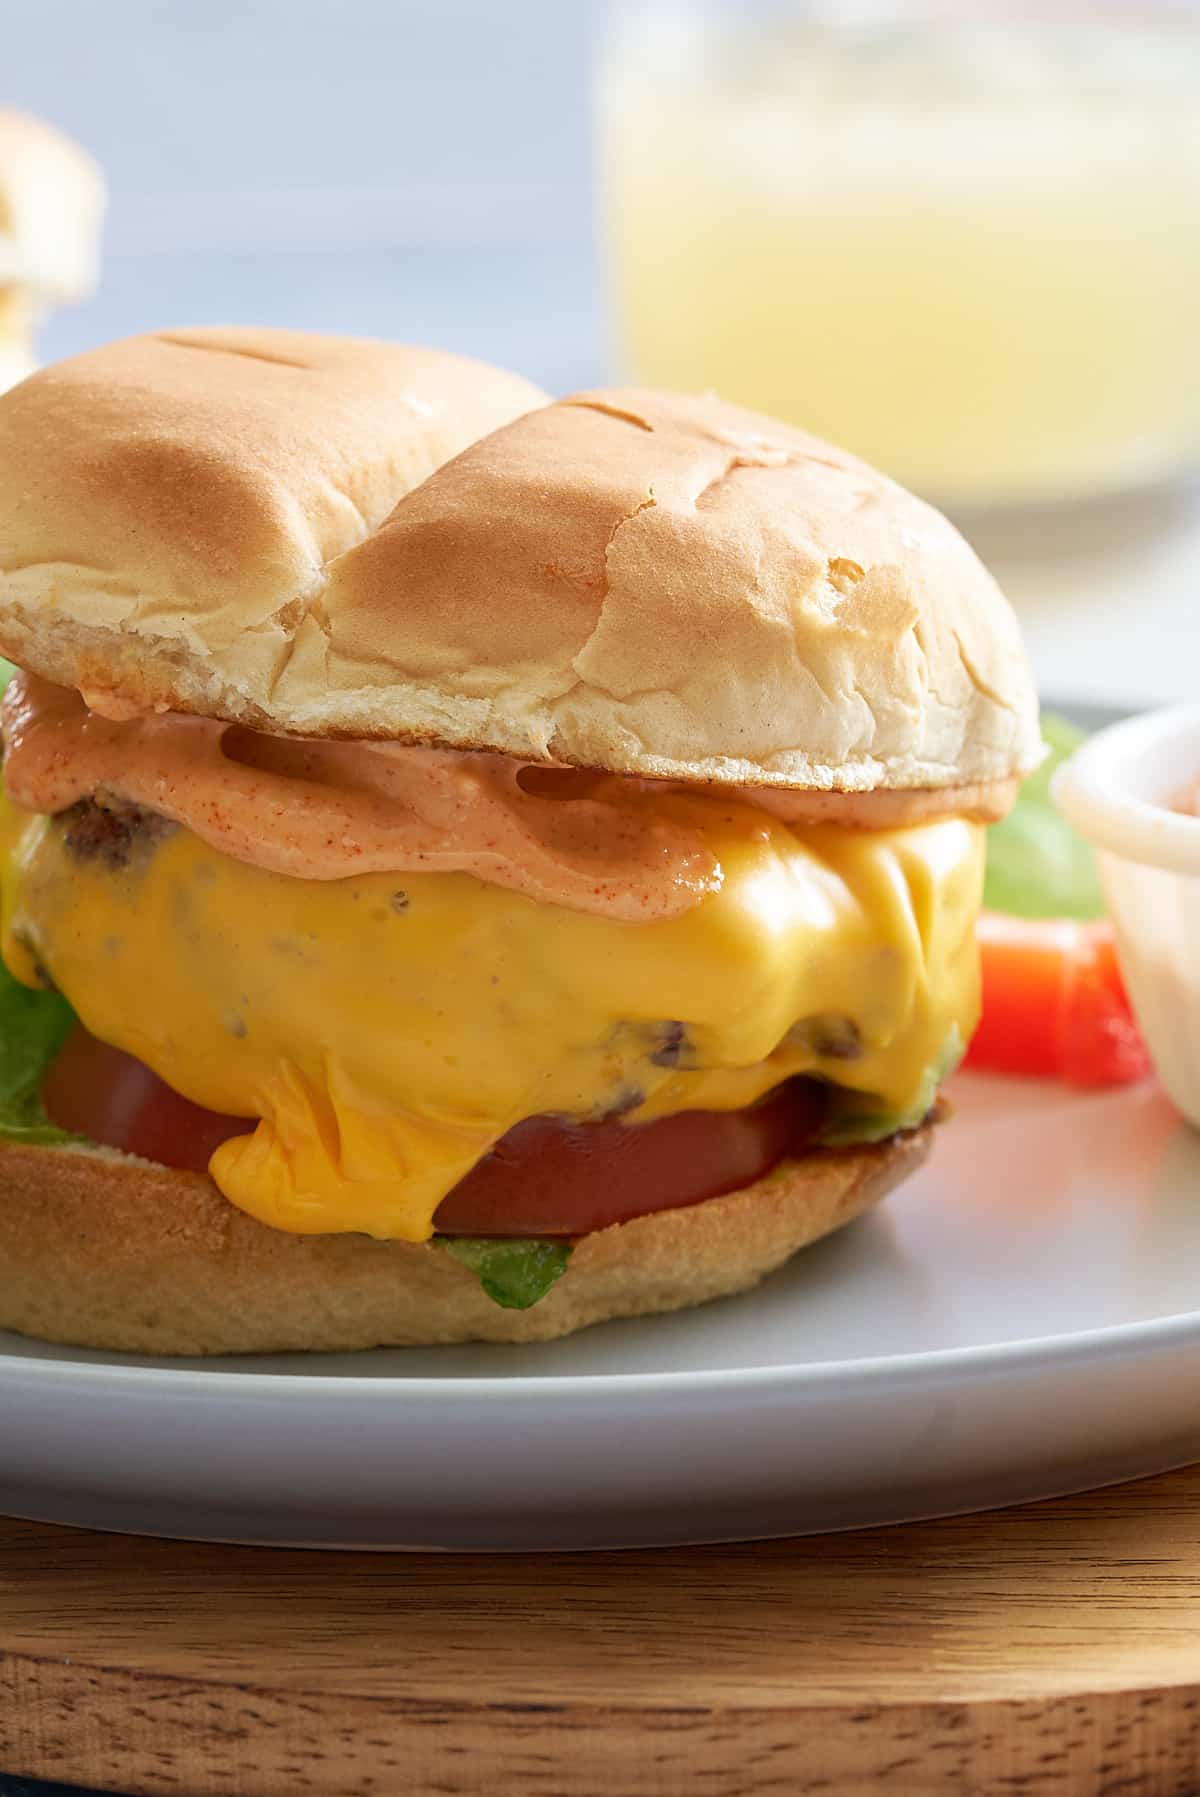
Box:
965 910 1151 1088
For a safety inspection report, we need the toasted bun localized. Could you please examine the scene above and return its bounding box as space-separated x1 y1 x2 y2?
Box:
0 109 103 300
0 334 1038 794
0 1129 929 1355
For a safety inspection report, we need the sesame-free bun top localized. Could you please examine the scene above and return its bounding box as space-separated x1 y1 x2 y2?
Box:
0 329 1040 793
0 108 104 300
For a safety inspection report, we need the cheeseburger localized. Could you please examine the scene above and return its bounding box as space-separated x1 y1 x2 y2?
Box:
0 327 1040 1353
0 108 104 390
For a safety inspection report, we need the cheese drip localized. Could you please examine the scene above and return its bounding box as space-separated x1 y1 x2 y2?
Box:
0 792 983 1241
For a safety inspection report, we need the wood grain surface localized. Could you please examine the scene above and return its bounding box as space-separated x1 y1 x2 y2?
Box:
4 1467 1200 1797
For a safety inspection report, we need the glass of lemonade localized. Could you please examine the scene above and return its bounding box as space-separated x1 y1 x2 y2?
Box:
599 2 1200 511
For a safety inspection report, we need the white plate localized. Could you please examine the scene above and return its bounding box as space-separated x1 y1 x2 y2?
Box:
3 1071 1200 1550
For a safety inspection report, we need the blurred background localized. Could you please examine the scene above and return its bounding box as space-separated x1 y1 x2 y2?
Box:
4 0 1200 706
12 0 602 392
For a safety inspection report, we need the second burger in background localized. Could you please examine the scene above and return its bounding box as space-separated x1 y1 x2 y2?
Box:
0 108 104 390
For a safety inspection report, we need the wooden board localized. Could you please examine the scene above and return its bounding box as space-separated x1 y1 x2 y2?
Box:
4 1467 1200 1797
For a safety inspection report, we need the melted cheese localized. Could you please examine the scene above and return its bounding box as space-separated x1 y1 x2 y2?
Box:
0 790 984 1241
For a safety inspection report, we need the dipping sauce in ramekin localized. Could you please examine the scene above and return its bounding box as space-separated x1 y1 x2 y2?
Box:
1055 709 1200 1128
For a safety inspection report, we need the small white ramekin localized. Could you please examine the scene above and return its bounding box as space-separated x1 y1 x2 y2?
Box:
1054 706 1200 1128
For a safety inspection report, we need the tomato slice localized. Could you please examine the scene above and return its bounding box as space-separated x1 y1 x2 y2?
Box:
42 1027 249 1173
435 1079 827 1236
41 1026 826 1235
965 911 1151 1088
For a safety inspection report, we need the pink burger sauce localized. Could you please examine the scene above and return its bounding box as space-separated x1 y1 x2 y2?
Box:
1 673 723 921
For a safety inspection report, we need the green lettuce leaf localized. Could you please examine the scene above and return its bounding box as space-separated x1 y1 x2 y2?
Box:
437 1235 573 1310
818 1026 963 1148
0 952 81 1144
0 681 90 1142
983 714 1104 921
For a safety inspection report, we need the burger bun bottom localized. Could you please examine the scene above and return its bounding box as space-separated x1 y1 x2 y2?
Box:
0 1130 931 1355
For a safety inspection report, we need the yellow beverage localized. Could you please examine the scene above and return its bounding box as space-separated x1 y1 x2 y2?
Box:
600 9 1200 508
